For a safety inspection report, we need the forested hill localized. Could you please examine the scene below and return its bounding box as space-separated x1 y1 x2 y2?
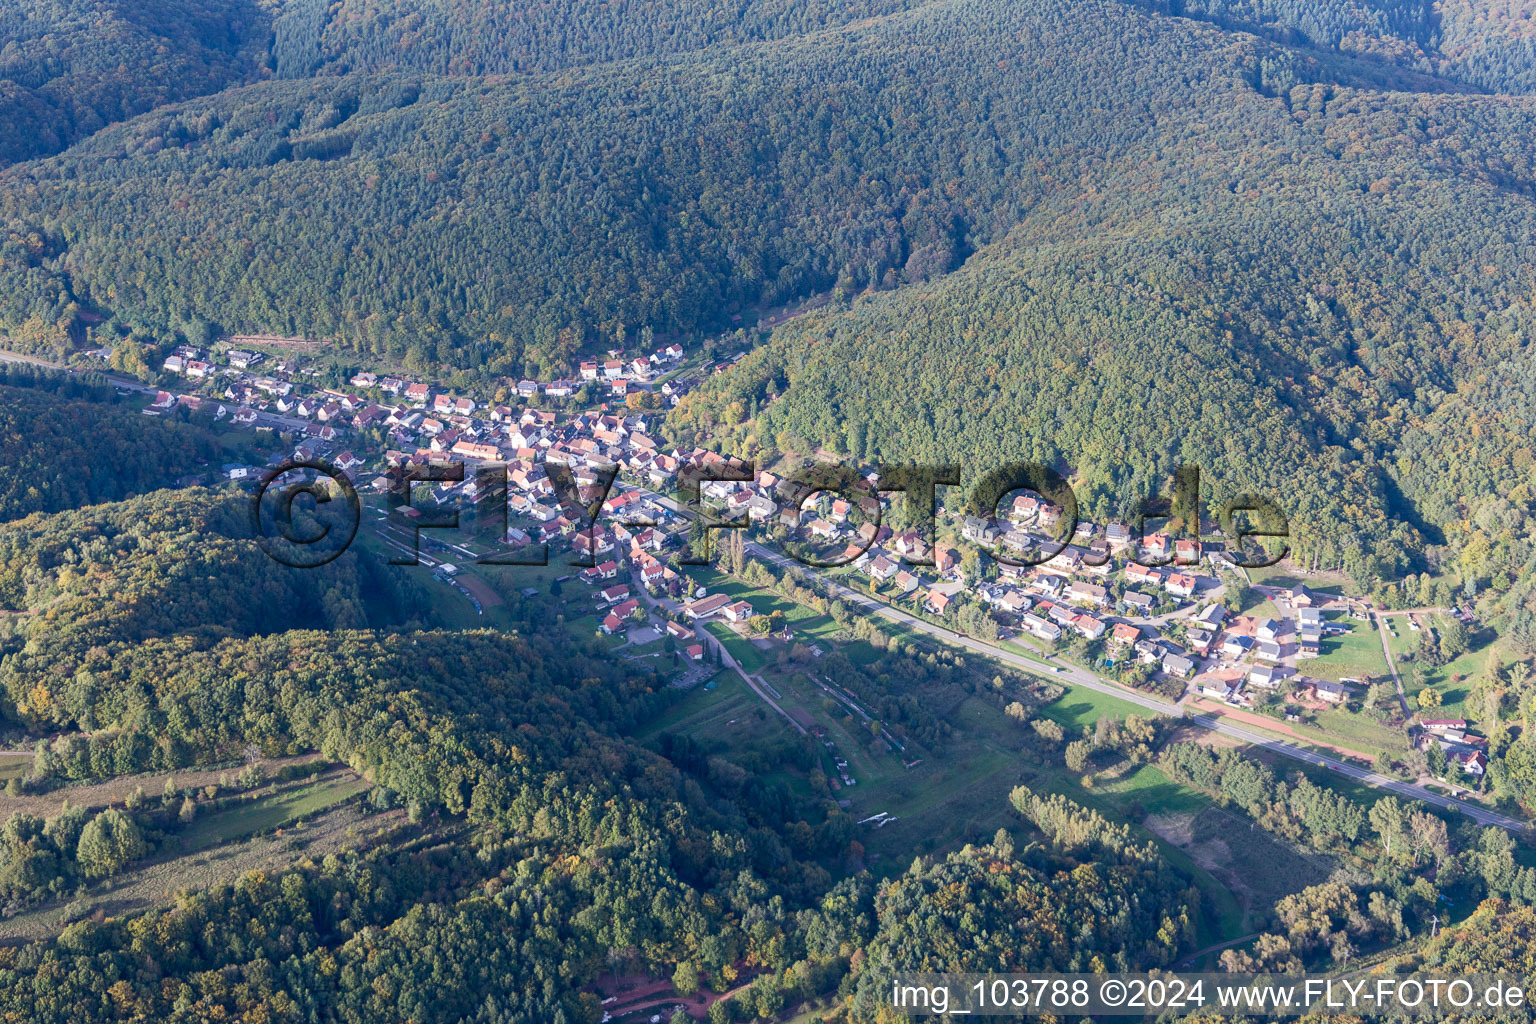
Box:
1 0 1247 370
0 0 273 167
1145 0 1536 95
269 0 937 78
4 0 1529 179
0 487 442 723
2 0 1534 593
661 2 1536 594
269 0 1536 96
0 366 220 521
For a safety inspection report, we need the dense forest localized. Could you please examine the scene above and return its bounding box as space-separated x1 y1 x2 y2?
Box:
0 364 219 521
0 485 1203 1022
0 486 439 721
2 0 1533 594
1158 0 1536 94
268 0 935 78
0 0 273 167
661 0 1536 591
2 0 1210 370
0 0 1523 372
3 0 1536 1018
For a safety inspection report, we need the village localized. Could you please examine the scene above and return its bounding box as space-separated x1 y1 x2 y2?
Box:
141 334 1487 792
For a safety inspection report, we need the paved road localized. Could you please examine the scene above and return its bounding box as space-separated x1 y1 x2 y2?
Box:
1185 712 1525 830
731 537 1527 831
637 486 1530 830
12 361 1522 832
743 540 1183 718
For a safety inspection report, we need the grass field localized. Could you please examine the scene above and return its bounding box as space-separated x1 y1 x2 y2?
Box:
0 768 391 944
1038 686 1158 733
180 772 371 852
0 753 31 783
1305 618 1390 683
641 656 1258 949
1000 639 1054 665
633 673 758 742
1296 706 1411 761
626 562 1425 952
1388 614 1496 725
706 621 771 673
1249 566 1351 594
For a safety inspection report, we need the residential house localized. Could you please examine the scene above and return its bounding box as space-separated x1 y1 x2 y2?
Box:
997 590 1031 615
1314 679 1347 703
1073 615 1106 640
1195 604 1228 630
1162 653 1196 677
934 547 960 575
1067 581 1108 607
581 561 620 583
1165 573 1197 598
961 515 1001 545
1122 591 1155 615
1248 664 1283 688
1010 494 1040 522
